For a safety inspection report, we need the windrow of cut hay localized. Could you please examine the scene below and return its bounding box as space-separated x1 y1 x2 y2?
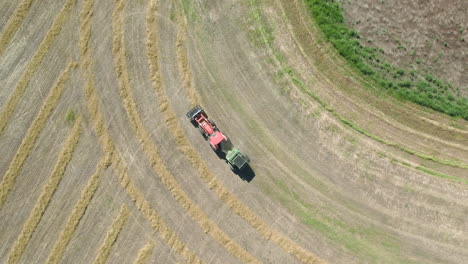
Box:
0 0 76 135
7 117 82 264
116 0 259 262
170 3 324 264
0 61 78 209
46 154 110 264
93 204 130 264
79 0 201 262
113 160 202 264
174 2 199 106
0 0 35 56
133 241 154 264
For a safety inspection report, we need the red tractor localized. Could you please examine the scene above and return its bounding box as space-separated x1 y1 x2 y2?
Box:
187 105 250 172
186 105 227 151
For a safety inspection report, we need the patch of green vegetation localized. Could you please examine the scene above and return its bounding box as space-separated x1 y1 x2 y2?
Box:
263 179 413 264
416 166 468 184
65 109 76 125
181 0 199 23
305 0 468 119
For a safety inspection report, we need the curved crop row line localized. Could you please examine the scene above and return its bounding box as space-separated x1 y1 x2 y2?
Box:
0 61 78 209
83 78 202 263
133 241 154 264
0 0 35 56
79 0 201 262
46 154 110 264
114 0 259 262
93 204 130 264
0 0 76 136
7 117 82 264
174 3 199 106
113 157 203 263
152 3 325 264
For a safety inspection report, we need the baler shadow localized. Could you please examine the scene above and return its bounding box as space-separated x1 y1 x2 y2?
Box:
236 165 255 182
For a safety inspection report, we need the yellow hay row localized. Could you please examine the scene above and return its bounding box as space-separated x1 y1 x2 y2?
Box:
46 154 110 264
0 0 76 135
169 3 326 264
174 3 199 106
133 241 154 264
79 0 201 262
0 0 35 56
0 61 78 209
93 204 130 264
114 160 202 264
115 0 259 262
7 117 82 264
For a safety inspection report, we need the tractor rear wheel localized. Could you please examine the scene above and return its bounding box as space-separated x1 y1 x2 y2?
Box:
210 143 219 152
198 127 208 140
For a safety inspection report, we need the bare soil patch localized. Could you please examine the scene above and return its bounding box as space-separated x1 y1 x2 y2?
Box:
341 0 468 96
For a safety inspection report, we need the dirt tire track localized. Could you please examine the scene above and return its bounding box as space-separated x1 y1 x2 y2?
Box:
0 61 77 209
46 154 110 264
115 0 259 262
79 1 202 262
159 2 327 264
133 241 154 264
0 0 76 136
93 204 130 264
0 0 35 57
6 117 82 264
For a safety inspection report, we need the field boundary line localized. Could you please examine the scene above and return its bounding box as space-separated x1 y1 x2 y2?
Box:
46 154 110 264
0 0 76 135
115 0 260 262
0 0 35 56
79 0 202 262
0 61 78 209
93 204 130 264
133 241 154 264
7 117 82 264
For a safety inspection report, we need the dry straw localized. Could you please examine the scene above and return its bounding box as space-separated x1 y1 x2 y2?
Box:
46 154 110 264
7 117 82 264
115 0 259 262
0 0 35 56
166 2 325 263
0 61 77 209
0 0 76 135
93 204 130 264
133 241 154 264
79 0 201 262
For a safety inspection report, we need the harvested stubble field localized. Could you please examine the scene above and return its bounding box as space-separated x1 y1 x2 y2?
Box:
0 0 467 263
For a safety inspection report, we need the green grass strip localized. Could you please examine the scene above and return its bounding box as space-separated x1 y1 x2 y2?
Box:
416 166 468 184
